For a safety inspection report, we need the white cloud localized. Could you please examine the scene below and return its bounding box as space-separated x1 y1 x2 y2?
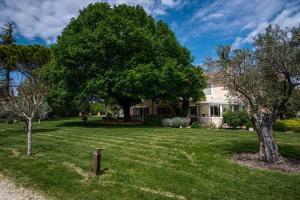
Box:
202 13 224 21
232 37 242 49
188 0 300 48
237 3 300 47
0 0 187 44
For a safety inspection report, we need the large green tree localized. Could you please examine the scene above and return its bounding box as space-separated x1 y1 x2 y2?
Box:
51 2 206 120
208 25 300 163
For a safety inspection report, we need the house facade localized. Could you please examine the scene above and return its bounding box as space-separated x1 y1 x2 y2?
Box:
130 78 242 127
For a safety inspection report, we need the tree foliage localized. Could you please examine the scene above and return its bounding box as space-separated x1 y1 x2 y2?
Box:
50 2 206 120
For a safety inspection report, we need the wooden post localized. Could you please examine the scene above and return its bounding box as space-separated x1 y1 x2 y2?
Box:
93 148 101 176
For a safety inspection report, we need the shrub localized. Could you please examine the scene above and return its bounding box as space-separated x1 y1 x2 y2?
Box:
202 122 217 129
223 112 240 128
245 121 253 130
162 118 171 127
238 111 250 126
81 115 88 122
170 117 187 128
223 111 250 129
144 115 163 126
191 121 201 128
162 117 188 128
274 121 287 132
281 119 300 131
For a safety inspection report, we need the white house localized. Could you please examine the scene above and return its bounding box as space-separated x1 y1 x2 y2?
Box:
130 76 242 127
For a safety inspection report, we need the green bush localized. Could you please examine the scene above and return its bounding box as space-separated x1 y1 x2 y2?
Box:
281 119 300 131
223 112 240 128
81 115 88 122
245 121 253 130
143 115 163 126
223 111 250 129
274 121 287 132
238 111 250 126
191 121 201 128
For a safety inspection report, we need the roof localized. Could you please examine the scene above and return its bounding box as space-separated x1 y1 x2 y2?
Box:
199 98 239 105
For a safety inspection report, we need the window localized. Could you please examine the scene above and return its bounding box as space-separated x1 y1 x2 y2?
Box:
200 105 209 117
223 105 230 113
204 83 212 95
190 106 197 116
210 106 220 117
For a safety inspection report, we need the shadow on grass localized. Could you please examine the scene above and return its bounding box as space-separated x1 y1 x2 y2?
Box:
56 120 155 129
218 140 300 160
3 128 59 135
218 140 259 155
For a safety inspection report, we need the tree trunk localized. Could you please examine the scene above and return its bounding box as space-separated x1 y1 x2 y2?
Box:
254 114 281 163
181 98 189 116
121 103 131 122
27 118 32 156
5 68 11 96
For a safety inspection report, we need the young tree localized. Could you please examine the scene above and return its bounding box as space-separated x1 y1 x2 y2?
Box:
0 41 51 155
2 74 49 155
208 25 300 163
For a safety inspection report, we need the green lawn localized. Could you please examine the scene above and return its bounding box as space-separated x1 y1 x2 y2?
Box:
0 117 300 200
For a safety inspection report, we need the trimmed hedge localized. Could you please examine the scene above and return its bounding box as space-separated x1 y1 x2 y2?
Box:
274 121 287 132
162 117 187 128
273 119 300 133
281 119 300 131
162 118 172 127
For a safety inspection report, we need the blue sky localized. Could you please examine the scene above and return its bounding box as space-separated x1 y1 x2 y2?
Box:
1 0 300 65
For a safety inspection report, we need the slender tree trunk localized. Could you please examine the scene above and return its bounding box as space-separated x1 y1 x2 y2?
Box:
121 103 131 122
5 68 10 96
254 114 281 163
27 118 32 156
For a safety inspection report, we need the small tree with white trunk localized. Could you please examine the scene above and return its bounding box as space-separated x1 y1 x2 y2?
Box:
1 74 49 155
207 25 300 163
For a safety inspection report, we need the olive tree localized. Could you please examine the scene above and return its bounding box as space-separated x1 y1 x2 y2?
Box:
208 25 300 163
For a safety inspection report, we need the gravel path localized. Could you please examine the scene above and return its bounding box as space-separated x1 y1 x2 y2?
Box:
0 174 47 200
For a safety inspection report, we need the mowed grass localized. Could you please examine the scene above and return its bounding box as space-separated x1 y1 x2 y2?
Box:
0 117 300 200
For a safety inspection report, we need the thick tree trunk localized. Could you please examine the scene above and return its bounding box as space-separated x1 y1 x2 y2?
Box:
121 103 131 122
27 118 32 156
254 114 281 163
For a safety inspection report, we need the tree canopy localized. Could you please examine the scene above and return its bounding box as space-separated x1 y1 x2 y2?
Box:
50 2 206 119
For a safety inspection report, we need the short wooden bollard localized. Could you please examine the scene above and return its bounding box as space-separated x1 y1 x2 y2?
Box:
93 148 101 176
